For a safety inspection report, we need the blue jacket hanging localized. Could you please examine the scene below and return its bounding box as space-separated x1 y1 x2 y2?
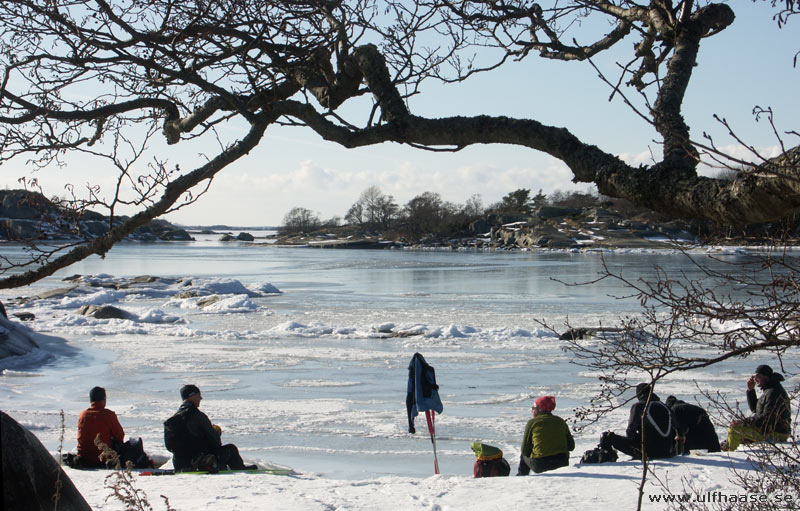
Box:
406 352 443 433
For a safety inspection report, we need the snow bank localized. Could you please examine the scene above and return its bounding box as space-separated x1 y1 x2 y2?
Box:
63 449 790 511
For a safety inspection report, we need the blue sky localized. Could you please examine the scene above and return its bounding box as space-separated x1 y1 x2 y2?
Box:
2 2 797 226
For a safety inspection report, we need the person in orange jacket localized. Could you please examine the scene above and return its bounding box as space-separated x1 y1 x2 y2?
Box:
76 386 125 466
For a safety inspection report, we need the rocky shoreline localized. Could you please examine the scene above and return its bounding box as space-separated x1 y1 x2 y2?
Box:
271 205 779 251
3 189 795 251
0 189 192 242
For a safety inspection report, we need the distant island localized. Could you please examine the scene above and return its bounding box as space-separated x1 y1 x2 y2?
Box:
0 189 192 242
3 188 797 250
271 198 799 251
180 224 279 232
271 206 696 250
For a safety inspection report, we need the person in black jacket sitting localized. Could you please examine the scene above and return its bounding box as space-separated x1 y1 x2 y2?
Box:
600 383 678 460
168 385 256 472
724 364 792 451
666 396 720 454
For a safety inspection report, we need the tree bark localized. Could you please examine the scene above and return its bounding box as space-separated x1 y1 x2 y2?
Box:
276 101 800 226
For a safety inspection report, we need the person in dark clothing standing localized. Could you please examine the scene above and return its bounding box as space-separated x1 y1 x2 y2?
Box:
665 396 720 454
168 384 256 472
724 364 792 451
600 383 678 460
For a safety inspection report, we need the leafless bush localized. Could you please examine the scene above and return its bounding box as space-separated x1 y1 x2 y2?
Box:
95 438 174 511
53 409 65 511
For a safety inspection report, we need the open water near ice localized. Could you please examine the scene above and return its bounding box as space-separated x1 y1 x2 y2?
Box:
1 237 796 479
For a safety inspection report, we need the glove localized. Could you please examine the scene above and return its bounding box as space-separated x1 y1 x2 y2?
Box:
212 424 222 435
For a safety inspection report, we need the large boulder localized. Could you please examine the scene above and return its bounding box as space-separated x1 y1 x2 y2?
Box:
0 315 39 359
196 295 221 308
236 232 255 241
77 304 133 320
0 219 47 240
1 411 91 511
131 275 159 284
134 218 193 241
559 327 625 340
0 190 193 242
80 220 109 237
0 190 56 220
537 206 581 219
542 235 578 249
469 218 492 235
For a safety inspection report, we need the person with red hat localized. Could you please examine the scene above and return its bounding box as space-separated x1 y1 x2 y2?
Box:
517 395 575 475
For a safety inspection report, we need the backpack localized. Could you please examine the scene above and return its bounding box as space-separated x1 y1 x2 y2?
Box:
474 458 511 478
471 442 510 478
580 446 618 464
645 401 673 438
164 407 193 453
190 453 220 473
113 437 153 468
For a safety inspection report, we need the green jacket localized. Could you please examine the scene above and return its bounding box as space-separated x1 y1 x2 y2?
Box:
521 412 575 459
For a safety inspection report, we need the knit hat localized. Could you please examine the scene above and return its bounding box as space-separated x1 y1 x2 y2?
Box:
180 384 200 400
754 364 773 376
635 383 651 400
534 396 556 413
89 386 106 402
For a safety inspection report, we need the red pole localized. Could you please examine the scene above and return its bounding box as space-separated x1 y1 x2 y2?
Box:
425 410 440 474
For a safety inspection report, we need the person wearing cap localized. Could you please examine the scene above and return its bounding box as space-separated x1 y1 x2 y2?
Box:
76 386 125 467
517 395 575 475
724 364 792 451
168 384 256 472
665 395 720 454
599 383 678 460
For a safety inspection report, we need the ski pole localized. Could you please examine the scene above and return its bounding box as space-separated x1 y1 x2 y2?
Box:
425 410 440 474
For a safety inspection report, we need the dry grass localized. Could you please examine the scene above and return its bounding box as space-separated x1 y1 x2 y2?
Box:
95 437 175 511
53 409 65 511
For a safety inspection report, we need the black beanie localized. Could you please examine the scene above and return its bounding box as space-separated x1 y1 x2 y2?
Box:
89 386 106 402
635 383 651 400
755 364 773 377
180 384 200 400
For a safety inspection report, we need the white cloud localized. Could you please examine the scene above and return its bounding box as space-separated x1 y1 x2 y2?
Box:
617 149 659 167
7 134 787 228
696 144 783 176
164 151 589 226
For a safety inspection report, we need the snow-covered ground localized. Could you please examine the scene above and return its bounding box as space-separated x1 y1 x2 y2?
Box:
62 450 793 511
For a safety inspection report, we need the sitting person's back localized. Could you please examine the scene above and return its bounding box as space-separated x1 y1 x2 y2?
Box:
517 396 575 475
76 386 125 466
600 383 677 460
166 384 255 472
666 395 720 453
628 389 676 458
172 401 222 470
